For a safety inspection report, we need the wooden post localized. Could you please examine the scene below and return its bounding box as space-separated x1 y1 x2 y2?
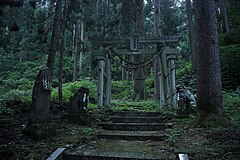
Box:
97 56 105 108
168 56 177 108
104 51 111 108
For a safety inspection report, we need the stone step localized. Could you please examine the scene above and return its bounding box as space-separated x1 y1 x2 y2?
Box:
99 122 172 131
64 154 161 160
112 111 162 117
64 139 173 160
97 131 166 141
111 116 170 123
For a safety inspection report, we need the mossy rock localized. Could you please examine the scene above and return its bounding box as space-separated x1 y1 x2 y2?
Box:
22 123 57 140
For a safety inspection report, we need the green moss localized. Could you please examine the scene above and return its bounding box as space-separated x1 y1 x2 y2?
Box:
55 135 81 146
26 150 43 160
51 79 97 102
111 100 160 112
112 80 133 99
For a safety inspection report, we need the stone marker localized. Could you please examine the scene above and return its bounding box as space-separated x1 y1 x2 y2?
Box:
178 154 189 160
69 87 89 111
23 67 56 140
176 85 196 111
29 67 51 123
64 87 90 124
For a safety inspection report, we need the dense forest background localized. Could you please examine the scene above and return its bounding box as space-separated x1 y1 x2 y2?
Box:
0 0 239 105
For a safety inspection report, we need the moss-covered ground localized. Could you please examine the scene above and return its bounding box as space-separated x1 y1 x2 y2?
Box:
0 81 239 159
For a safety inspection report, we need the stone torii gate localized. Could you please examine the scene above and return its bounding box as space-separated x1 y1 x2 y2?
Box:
91 35 180 108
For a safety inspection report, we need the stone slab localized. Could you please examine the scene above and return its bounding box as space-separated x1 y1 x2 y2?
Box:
64 154 161 160
112 112 162 117
46 148 65 160
99 122 172 131
97 133 166 141
111 116 171 123
64 139 173 160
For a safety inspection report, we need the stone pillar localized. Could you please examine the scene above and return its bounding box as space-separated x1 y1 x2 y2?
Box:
29 67 51 124
158 54 164 108
160 48 170 107
104 52 111 108
168 55 177 108
97 56 105 108
23 67 56 140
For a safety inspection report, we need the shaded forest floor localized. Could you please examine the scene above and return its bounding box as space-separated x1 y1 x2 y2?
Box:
0 101 240 160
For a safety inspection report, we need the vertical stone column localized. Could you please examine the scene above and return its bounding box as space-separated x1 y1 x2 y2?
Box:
160 47 170 107
104 52 111 108
158 54 164 108
97 56 105 108
168 55 177 108
29 67 51 124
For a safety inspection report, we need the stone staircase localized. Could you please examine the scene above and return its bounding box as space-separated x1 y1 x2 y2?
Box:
64 111 174 160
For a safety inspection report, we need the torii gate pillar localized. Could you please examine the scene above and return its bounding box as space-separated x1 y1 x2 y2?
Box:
97 56 105 108
168 55 177 108
104 52 111 108
96 52 112 108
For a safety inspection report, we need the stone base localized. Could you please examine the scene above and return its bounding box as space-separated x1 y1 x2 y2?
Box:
63 110 89 125
63 114 89 125
22 123 57 140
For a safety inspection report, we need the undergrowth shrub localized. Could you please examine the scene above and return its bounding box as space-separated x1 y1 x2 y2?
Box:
176 61 197 93
223 90 240 126
2 89 31 102
220 45 240 90
176 45 240 91
111 100 159 112
111 80 133 99
51 79 97 102
145 78 154 98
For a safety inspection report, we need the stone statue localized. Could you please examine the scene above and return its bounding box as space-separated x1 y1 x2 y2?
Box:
176 85 196 111
69 87 89 112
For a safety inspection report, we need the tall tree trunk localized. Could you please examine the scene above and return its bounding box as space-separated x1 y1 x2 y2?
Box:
79 18 84 76
186 0 197 72
133 0 145 100
29 0 62 124
58 0 70 103
72 24 77 81
47 0 62 79
58 31 64 103
121 0 134 82
195 0 228 125
154 0 161 36
154 0 161 100
219 0 230 32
